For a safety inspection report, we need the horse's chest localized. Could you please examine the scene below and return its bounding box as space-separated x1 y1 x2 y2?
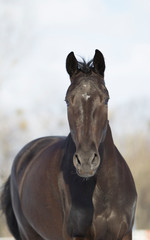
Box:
93 209 129 240
92 195 129 240
67 203 94 237
67 201 127 240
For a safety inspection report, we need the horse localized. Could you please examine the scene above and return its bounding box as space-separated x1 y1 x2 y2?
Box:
1 50 137 240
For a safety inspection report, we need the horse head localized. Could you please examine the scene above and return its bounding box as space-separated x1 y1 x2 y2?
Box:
65 50 109 178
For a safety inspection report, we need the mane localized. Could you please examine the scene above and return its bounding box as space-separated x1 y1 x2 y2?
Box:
78 58 94 74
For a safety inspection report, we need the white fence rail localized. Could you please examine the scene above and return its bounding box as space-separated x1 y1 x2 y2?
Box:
1 230 150 240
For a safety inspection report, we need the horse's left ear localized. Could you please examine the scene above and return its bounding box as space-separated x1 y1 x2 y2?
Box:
66 51 78 77
93 49 105 76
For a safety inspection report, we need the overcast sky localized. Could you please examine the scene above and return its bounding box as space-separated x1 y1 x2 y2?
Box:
0 0 150 115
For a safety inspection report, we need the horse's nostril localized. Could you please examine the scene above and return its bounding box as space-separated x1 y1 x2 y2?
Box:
75 154 81 165
91 153 98 166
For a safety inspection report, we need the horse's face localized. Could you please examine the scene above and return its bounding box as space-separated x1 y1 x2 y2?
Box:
66 50 109 178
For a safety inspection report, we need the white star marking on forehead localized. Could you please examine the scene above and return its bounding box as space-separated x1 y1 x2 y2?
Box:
82 93 91 101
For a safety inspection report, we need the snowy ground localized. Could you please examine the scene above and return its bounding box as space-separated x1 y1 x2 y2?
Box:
1 230 150 239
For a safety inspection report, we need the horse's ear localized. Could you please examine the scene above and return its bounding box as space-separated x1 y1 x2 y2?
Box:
93 49 105 76
66 52 78 77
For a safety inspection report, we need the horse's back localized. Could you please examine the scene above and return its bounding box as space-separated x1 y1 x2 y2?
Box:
12 136 66 181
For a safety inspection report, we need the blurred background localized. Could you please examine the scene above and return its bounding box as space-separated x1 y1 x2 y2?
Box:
0 0 150 236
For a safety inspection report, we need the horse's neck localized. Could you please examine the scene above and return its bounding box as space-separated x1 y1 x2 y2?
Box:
97 124 119 190
103 123 115 159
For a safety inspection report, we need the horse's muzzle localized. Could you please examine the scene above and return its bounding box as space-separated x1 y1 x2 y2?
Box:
73 151 100 178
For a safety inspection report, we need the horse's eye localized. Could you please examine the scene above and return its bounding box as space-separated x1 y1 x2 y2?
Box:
104 98 109 105
65 99 70 107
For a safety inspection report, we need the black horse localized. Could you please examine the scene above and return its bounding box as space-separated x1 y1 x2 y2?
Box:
1 50 137 240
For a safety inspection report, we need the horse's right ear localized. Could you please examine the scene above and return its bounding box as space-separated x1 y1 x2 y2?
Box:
93 49 105 76
66 52 78 77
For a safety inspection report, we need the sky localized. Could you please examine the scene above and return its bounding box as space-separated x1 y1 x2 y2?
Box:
0 0 150 125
